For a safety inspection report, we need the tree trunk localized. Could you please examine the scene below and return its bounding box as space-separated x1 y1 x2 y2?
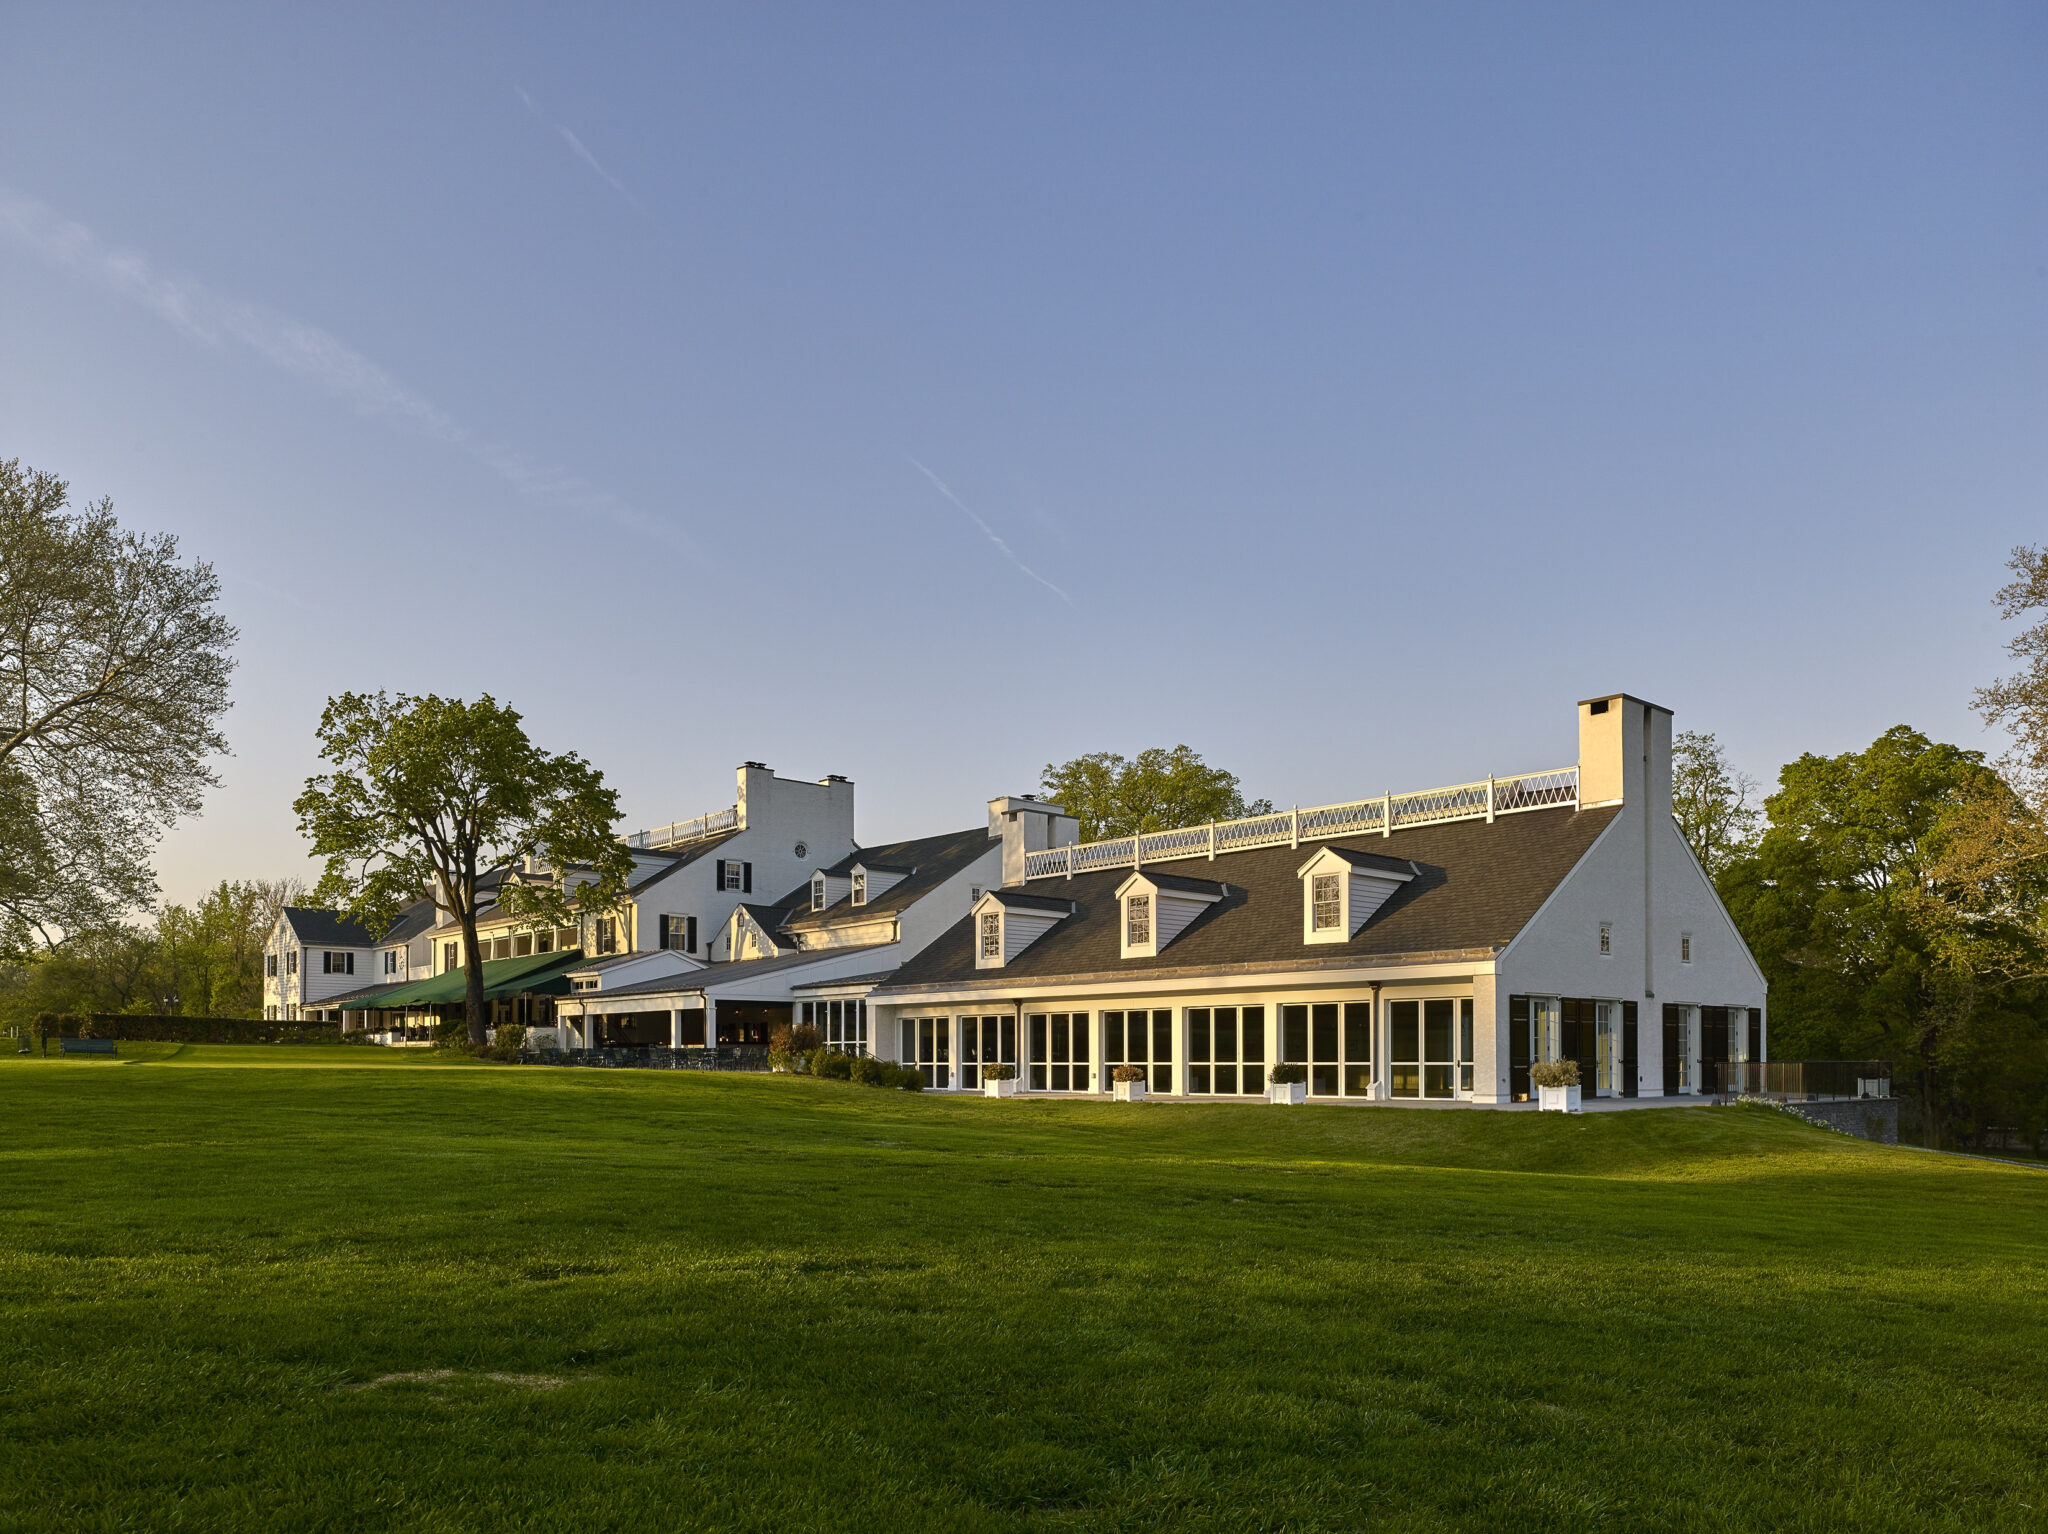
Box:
462 915 488 1047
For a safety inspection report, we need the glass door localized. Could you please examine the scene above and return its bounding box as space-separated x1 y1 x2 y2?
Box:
1103 1010 1172 1093
1183 1006 1267 1094
915 1016 951 1089
957 1014 1015 1089
1595 1002 1619 1095
1027 1012 1090 1091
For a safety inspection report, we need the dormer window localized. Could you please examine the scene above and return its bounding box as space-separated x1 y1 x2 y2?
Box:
973 890 1073 969
1311 874 1341 932
1116 872 1226 960
852 871 868 906
1297 847 1417 945
812 875 825 911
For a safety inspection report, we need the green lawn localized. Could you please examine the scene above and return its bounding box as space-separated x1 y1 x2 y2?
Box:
1 1048 2043 1532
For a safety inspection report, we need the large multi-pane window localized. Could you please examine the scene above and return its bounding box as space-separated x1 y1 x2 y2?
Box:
1280 1002 1373 1096
957 1014 1016 1090
1311 875 1341 932
1388 998 1472 1098
980 913 1001 960
803 999 869 1054
1103 1009 1172 1093
1595 1001 1621 1093
1027 1012 1090 1091
901 1017 951 1088
1184 1005 1266 1094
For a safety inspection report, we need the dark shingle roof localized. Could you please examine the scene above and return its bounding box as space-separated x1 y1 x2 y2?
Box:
876 805 1618 993
591 949 865 1001
778 827 993 933
626 828 745 891
789 969 902 992
282 908 381 947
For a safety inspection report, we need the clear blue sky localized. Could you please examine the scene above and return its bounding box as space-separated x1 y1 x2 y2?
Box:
3 4 2043 905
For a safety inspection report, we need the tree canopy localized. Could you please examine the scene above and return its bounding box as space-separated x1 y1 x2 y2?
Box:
1041 746 1271 842
0 459 236 952
294 692 632 1044
1717 726 2048 1147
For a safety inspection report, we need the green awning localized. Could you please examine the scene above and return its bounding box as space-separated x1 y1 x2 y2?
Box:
339 949 587 1009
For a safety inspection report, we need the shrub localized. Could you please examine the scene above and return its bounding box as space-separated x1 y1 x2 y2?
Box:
982 1062 1017 1081
893 1064 926 1091
1530 1059 1584 1089
1111 1064 1146 1083
767 1049 795 1072
849 1054 890 1086
811 1050 854 1080
1268 1063 1306 1085
789 1023 824 1055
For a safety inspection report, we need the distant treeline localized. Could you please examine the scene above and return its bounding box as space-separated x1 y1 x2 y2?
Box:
31 1012 342 1045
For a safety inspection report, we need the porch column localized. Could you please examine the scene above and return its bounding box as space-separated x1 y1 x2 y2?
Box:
669 1008 681 1048
707 998 718 1049
1471 972 1504 1104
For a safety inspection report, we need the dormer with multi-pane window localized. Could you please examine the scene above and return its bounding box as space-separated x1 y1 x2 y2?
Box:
970 889 1074 970
849 862 912 907
1296 846 1415 944
1115 872 1228 960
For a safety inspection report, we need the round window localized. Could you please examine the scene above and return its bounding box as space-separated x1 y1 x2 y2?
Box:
793 842 808 859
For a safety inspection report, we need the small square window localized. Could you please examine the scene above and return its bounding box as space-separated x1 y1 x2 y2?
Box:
979 911 1001 960
1312 873 1341 932
723 864 744 892
852 872 867 906
1599 922 1612 956
969 885 982 910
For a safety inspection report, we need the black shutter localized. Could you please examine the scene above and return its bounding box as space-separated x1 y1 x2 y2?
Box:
1662 1004 1683 1096
346 952 355 976
1621 1001 1638 1098
1700 1007 1729 1095
742 861 753 894
658 914 671 949
1748 1008 1763 1062
686 916 698 953
1509 995 1531 1101
715 860 727 889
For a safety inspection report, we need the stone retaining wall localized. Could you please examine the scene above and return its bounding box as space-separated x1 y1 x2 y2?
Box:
1783 1097 1898 1145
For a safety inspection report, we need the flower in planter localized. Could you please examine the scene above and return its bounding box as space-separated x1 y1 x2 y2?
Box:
1267 1064 1307 1085
1530 1059 1583 1089
983 1063 1018 1081
1111 1064 1146 1083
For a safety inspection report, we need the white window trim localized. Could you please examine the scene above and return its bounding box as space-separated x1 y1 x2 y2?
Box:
1599 921 1613 957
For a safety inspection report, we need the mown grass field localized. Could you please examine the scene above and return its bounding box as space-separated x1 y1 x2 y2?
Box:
1 1045 2044 1532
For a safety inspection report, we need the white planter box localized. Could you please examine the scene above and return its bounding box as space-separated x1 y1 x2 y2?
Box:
1269 1082 1307 1105
1113 1079 1148 1102
984 1076 1020 1098
1539 1084 1583 1114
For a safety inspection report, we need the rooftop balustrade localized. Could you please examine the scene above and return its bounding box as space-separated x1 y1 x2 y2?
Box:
623 806 740 850
1021 767 1580 880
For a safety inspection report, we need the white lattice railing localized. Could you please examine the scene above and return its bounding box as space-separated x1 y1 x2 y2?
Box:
624 805 740 850
1021 767 1579 880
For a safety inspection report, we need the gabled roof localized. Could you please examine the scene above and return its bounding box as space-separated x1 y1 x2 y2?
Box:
589 948 864 1001
778 827 993 932
979 889 1076 914
1297 845 1416 878
626 827 745 891
1117 871 1231 898
876 805 1618 993
281 908 381 948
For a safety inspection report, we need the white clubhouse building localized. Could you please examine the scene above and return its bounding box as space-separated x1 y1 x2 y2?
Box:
319 692 1764 1103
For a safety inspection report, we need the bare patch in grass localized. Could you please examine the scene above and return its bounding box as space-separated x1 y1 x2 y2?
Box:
345 1369 582 1392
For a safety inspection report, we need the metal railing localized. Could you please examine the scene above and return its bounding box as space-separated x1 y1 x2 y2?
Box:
1713 1061 1892 1102
623 806 740 850
1022 767 1580 879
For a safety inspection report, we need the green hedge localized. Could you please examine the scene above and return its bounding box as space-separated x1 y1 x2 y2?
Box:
34 1012 343 1045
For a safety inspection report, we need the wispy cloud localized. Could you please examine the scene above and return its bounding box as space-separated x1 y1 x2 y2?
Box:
515 86 645 213
907 457 1073 605
0 189 693 557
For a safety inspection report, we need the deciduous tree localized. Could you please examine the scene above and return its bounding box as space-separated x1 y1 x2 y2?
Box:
1040 746 1271 842
1671 730 1759 876
0 459 236 951
295 693 632 1045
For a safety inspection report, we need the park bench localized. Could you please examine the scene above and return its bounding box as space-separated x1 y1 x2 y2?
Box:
58 1038 118 1056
